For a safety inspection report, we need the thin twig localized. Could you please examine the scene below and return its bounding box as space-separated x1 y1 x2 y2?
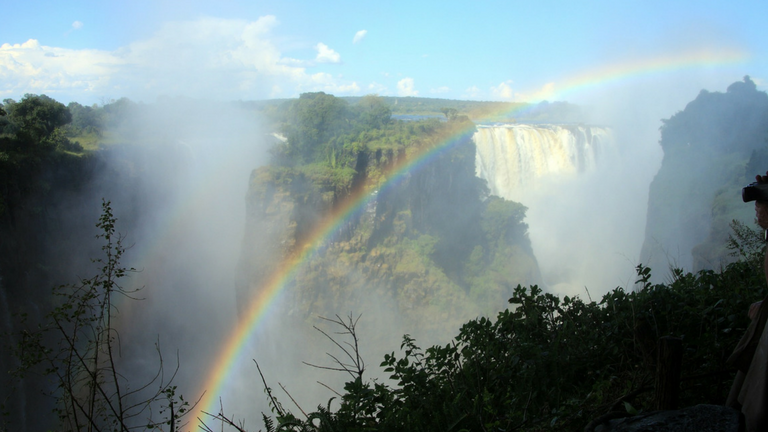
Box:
316 381 343 397
279 383 308 418
254 361 285 417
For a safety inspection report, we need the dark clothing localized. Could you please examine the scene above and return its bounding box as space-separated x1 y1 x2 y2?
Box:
727 296 768 432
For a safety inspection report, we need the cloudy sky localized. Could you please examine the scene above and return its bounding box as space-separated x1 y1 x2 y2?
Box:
1 0 766 105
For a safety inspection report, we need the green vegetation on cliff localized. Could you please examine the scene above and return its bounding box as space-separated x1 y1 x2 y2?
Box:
4 91 768 432
238 92 542 336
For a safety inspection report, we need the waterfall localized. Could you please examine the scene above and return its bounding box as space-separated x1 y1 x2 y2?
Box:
472 123 640 297
474 124 612 201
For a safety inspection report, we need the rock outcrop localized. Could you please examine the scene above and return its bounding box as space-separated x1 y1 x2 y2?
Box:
640 77 768 281
236 123 542 339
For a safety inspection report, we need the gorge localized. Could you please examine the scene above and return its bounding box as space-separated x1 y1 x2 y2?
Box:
1 80 766 430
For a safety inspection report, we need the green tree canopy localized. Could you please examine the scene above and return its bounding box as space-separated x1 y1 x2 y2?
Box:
357 94 392 129
282 92 354 163
2 94 72 144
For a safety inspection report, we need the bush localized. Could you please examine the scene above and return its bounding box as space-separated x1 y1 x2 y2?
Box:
245 243 764 432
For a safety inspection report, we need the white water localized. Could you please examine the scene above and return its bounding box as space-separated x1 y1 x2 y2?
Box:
474 124 612 203
473 123 649 297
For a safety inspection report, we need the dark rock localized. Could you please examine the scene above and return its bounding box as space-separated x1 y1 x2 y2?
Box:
639 76 768 281
593 405 742 432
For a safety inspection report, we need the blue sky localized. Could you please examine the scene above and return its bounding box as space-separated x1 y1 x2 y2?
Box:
1 0 766 107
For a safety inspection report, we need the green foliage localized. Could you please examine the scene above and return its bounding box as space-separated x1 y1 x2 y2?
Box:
0 94 80 216
278 92 354 164
440 107 458 120
271 93 447 174
481 197 528 244
255 251 764 432
245 97 536 337
2 94 71 143
65 101 105 137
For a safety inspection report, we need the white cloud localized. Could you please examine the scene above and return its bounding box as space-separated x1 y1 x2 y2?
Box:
0 39 123 98
430 86 449 94
367 82 388 94
72 21 84 30
463 86 481 99
514 82 556 102
491 80 515 100
353 30 367 44
308 72 359 94
396 77 418 96
490 80 556 102
315 43 341 63
277 57 309 67
0 17 361 102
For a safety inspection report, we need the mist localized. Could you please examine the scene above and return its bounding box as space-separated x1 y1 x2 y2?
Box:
87 98 275 427
93 98 383 428
3 81 730 430
2 6 762 427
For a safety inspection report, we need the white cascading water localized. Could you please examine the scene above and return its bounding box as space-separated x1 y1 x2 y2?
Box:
474 124 612 202
472 123 642 297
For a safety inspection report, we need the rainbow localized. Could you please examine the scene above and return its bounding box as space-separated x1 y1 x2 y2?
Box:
486 47 749 118
189 47 748 426
191 120 479 424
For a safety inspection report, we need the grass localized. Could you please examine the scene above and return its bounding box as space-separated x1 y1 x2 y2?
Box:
68 131 122 151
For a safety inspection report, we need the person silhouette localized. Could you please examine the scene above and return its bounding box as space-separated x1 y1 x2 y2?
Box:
726 171 768 431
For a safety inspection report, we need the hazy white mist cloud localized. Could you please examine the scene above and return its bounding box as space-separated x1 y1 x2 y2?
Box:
491 80 514 100
430 86 449 94
463 85 481 99
515 82 556 102
0 16 360 102
0 39 122 97
72 21 84 30
308 72 359 93
315 43 341 63
397 77 418 96
490 80 556 102
367 82 388 94
353 30 367 44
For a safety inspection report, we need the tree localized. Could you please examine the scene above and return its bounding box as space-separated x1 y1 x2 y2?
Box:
440 107 458 121
66 102 104 136
13 200 192 431
3 94 72 144
281 92 352 163
0 94 78 217
357 95 392 129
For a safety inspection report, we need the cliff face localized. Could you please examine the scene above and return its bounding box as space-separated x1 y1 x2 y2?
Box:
237 124 541 338
0 143 182 431
640 77 768 280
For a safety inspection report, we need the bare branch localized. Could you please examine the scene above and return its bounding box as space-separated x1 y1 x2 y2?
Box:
254 361 286 417
279 383 308 418
316 381 343 397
